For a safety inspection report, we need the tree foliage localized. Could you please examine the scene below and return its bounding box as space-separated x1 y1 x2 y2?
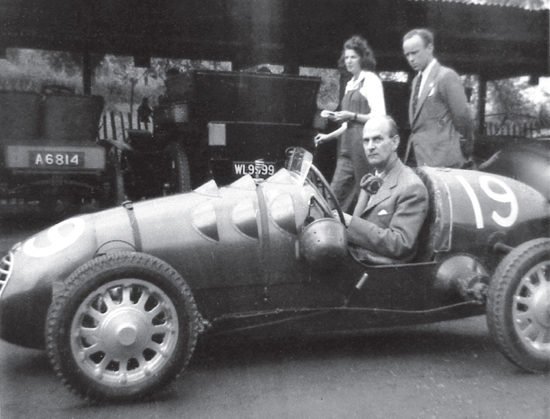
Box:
487 78 536 117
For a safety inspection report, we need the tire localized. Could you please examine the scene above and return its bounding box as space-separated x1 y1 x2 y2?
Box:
46 252 200 402
163 142 191 195
100 149 125 208
487 238 550 373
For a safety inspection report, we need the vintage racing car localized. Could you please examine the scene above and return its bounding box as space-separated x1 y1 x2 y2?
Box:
0 147 549 402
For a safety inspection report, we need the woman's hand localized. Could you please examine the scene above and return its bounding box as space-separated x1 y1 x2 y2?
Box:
333 111 356 122
315 133 331 146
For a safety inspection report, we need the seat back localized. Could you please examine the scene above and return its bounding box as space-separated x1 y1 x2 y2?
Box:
412 168 440 262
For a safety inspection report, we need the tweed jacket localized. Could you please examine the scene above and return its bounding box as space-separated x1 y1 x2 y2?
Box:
347 159 428 264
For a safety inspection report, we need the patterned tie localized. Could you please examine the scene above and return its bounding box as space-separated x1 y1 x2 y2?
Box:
412 73 423 115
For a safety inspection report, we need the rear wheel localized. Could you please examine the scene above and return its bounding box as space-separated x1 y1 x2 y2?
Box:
100 149 125 208
46 252 200 402
163 142 191 195
487 238 550 373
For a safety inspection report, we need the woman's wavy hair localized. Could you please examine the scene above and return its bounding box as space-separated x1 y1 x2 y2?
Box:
338 36 377 72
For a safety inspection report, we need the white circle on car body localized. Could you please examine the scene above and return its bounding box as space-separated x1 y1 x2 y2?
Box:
23 217 85 258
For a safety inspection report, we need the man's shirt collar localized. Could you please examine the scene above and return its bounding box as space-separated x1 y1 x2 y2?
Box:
421 59 437 79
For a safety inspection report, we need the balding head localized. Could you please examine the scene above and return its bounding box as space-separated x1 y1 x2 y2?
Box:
364 115 399 138
362 115 400 172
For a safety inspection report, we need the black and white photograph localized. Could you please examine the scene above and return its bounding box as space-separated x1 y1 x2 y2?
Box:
1 0 549 417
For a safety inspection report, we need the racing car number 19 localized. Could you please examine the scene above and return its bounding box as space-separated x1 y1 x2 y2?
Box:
456 174 518 229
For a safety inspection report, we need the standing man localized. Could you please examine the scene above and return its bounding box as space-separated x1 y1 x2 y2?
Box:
403 28 474 168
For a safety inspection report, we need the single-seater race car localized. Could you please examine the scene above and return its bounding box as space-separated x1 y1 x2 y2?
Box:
0 147 549 402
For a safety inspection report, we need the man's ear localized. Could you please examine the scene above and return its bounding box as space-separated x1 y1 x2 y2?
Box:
427 43 435 55
391 135 400 151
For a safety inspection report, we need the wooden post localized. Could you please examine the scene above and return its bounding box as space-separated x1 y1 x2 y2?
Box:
120 112 126 141
477 75 487 136
110 111 117 140
128 112 133 130
103 114 108 140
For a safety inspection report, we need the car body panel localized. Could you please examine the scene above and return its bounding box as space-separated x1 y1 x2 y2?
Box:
425 167 549 254
1 161 549 349
475 137 550 202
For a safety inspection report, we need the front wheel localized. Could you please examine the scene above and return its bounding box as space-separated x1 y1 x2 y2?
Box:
487 238 550 373
46 252 200 402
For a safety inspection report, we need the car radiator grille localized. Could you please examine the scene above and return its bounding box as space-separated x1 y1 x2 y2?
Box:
0 252 14 299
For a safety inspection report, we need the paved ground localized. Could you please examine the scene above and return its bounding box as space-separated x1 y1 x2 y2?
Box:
1 317 549 419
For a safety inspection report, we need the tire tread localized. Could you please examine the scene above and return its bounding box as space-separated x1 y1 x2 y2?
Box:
487 238 550 373
46 251 200 402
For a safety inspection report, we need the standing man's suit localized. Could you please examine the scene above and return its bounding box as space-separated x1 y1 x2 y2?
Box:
346 158 428 264
406 61 474 168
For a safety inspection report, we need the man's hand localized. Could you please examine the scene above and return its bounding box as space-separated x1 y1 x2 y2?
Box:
332 209 352 227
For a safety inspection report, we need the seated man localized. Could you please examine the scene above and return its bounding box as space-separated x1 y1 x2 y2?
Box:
339 115 429 264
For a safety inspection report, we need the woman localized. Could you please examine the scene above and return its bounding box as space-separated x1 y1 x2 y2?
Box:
315 36 386 213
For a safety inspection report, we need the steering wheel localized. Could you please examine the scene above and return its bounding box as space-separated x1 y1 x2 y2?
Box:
307 164 346 225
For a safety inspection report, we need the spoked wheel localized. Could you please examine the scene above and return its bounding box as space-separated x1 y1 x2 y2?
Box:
487 238 550 373
163 142 191 195
46 252 200 402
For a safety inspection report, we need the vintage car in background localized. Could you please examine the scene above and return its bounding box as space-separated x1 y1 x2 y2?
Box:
0 86 123 213
0 147 549 402
113 70 321 201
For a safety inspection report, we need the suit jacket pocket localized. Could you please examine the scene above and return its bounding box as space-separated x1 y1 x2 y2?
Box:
373 210 394 228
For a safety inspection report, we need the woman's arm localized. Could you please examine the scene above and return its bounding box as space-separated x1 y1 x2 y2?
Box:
314 123 347 146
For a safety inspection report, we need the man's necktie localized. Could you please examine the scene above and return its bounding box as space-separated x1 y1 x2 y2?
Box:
412 73 422 115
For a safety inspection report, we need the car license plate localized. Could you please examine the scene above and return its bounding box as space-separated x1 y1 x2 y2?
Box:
29 151 85 168
233 161 276 177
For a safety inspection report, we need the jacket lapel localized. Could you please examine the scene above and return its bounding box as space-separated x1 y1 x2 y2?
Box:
413 61 441 122
362 160 403 215
409 73 421 123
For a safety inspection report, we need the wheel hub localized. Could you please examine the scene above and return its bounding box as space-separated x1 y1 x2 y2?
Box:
101 308 149 356
531 283 550 328
117 325 138 346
